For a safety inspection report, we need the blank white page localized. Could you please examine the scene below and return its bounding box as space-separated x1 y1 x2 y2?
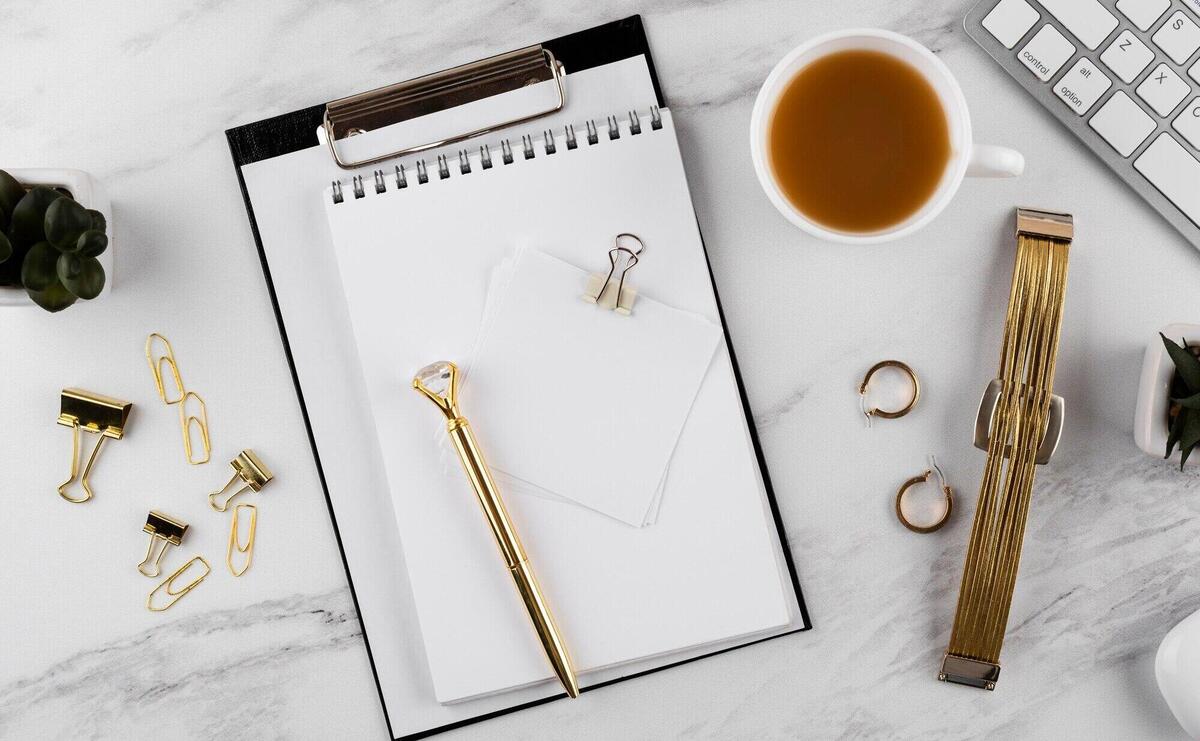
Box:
325 109 793 703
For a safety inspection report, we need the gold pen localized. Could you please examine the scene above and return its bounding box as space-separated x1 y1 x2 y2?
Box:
413 360 580 698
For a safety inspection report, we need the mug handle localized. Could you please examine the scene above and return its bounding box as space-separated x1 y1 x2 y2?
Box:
966 144 1025 178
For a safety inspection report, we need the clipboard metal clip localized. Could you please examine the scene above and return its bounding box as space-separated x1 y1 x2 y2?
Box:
583 233 645 315
323 45 566 170
56 388 132 503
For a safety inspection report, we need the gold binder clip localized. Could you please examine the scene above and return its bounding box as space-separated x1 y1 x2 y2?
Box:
227 503 257 577
57 388 132 503
179 391 212 465
137 511 189 577
583 233 644 315
145 333 185 404
208 449 273 512
147 556 210 612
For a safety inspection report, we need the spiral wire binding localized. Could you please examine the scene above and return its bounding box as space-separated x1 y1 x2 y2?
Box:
329 108 663 205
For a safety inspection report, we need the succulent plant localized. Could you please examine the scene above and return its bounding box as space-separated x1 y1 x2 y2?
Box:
0 169 108 312
1163 333 1200 469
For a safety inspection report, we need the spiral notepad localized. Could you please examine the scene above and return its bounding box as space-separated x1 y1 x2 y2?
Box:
324 105 799 703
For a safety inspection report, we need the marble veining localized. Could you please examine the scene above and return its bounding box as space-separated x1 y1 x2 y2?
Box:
5 1 1200 739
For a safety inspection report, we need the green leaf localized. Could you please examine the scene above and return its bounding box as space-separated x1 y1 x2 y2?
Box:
75 230 108 257
8 186 62 247
0 169 26 224
1183 411 1200 450
26 279 78 312
20 241 59 291
56 252 83 282
1182 412 1200 471
0 231 10 263
1175 391 1200 409
44 198 91 251
1162 333 1200 394
1167 411 1186 458
0 242 29 286
62 256 104 300
85 209 106 234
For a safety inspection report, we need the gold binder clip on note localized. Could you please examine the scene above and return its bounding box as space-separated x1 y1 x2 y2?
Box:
208 449 273 512
146 333 212 465
227 503 257 577
137 511 189 577
56 388 132 504
583 233 644 315
147 556 210 612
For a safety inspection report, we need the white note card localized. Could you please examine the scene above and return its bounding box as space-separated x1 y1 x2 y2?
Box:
463 248 720 526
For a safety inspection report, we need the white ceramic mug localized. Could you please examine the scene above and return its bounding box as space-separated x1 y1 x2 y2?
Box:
750 29 1024 244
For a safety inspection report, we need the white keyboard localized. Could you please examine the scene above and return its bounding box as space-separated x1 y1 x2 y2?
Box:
967 0 1200 246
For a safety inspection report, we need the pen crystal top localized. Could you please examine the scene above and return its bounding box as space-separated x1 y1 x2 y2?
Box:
57 388 132 437
413 361 461 419
414 362 454 397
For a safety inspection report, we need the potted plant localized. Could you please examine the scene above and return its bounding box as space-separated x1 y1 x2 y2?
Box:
0 168 112 312
1134 324 1200 468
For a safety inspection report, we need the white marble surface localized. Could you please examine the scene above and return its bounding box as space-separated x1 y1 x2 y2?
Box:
3 1 1200 739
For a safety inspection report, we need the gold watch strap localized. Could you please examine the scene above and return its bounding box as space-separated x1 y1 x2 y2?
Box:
940 208 1074 690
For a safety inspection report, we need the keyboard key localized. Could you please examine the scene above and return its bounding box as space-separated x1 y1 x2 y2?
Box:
1153 11 1200 64
1116 0 1170 31
1174 97 1200 148
1055 57 1113 113
1135 133 1200 226
984 0 1042 48
1100 30 1155 83
1090 91 1157 155
1040 0 1119 49
1137 63 1192 115
1020 25 1077 80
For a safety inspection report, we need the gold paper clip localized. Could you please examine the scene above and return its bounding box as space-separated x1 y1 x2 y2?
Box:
208 449 273 512
227 503 257 577
57 388 132 503
146 333 185 404
179 391 211 465
583 233 644 315
147 556 210 612
145 332 211 465
137 511 189 577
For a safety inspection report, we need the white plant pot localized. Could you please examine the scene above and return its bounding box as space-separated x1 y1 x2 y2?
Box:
0 168 113 307
1133 322 1200 463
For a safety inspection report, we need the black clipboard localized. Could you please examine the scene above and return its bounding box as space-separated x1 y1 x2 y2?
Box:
226 15 810 741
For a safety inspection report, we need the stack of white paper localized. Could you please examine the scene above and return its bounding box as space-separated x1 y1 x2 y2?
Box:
457 247 720 526
323 107 796 704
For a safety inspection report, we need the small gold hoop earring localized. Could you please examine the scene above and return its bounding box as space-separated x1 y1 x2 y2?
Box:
895 455 953 534
859 360 920 424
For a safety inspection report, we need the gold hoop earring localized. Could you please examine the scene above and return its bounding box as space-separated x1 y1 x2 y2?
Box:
895 455 953 534
859 360 920 425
